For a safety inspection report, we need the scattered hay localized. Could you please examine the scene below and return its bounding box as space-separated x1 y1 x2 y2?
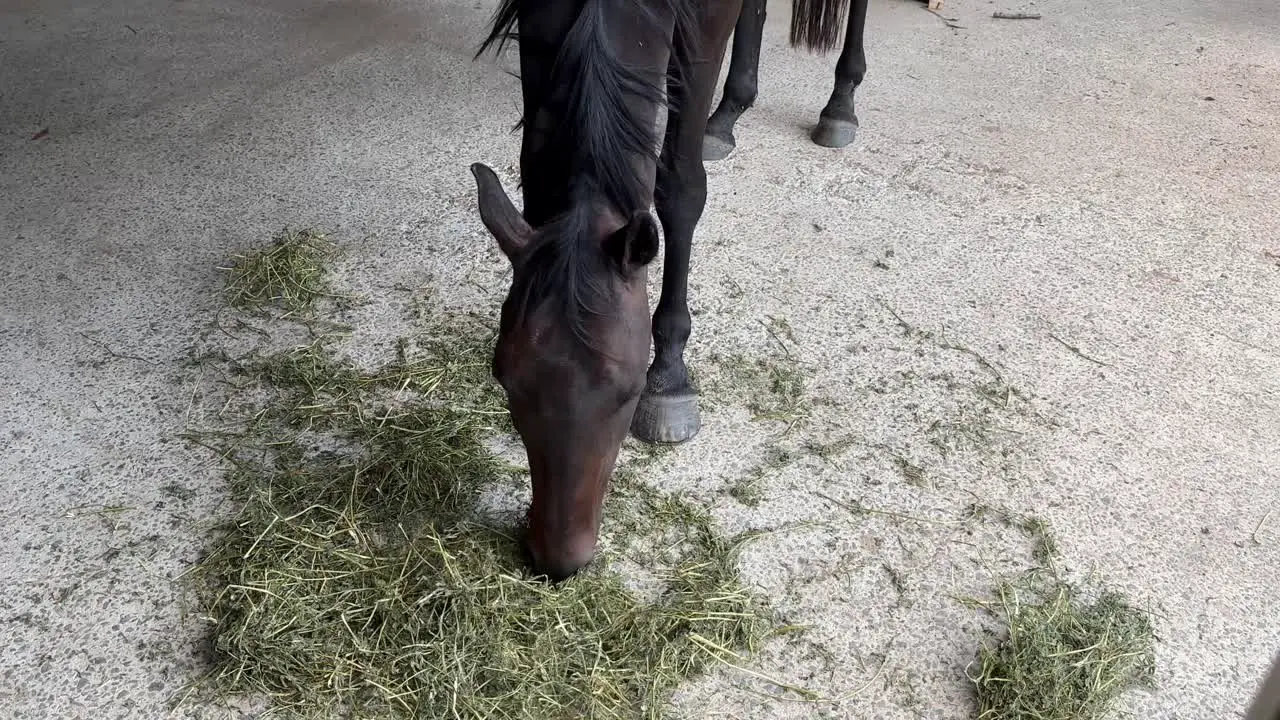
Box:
1018 516 1059 567
969 574 1156 720
966 504 1060 567
696 315 811 429
221 228 337 312
180 234 775 719
708 351 809 428
726 445 796 508
894 455 929 488
728 473 766 508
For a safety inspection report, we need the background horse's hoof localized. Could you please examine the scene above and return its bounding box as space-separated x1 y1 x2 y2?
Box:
631 393 701 444
811 118 858 149
702 134 736 162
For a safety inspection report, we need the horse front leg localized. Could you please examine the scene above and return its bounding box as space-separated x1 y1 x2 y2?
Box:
812 0 869 148
703 0 766 162
631 4 740 445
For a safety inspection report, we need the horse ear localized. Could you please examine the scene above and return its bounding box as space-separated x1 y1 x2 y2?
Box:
471 163 532 259
603 210 660 274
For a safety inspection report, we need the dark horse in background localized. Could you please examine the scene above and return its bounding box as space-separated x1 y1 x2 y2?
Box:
705 0 870 160
471 0 865 580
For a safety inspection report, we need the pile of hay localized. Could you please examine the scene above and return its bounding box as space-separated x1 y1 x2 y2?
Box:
970 573 1156 720
180 230 773 719
220 228 337 312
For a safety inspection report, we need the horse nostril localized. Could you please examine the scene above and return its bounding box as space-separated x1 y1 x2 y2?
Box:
525 533 598 583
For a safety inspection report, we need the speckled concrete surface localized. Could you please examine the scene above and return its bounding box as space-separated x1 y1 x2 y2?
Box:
1 0 1277 718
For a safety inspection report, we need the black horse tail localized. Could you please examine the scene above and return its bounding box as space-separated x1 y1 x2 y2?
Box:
790 0 852 53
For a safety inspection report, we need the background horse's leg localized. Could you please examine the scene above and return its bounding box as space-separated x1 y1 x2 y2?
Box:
811 0 869 148
702 0 765 161
632 5 740 444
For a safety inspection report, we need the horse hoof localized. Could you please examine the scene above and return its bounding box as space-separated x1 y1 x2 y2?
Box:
702 134 735 162
631 393 701 444
811 119 858 149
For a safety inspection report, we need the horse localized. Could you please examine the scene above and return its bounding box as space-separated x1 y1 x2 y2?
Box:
471 0 852 580
703 0 870 160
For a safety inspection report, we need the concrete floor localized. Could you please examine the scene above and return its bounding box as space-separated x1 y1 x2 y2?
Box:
1 0 1278 718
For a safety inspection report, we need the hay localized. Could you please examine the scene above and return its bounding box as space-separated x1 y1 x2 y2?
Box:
965 504 1061 567
181 235 774 719
709 351 809 428
970 574 1156 720
221 228 337 312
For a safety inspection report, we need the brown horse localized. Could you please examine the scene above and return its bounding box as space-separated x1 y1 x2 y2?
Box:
471 0 855 580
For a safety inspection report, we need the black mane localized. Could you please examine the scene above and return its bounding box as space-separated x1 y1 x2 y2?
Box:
476 0 696 353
